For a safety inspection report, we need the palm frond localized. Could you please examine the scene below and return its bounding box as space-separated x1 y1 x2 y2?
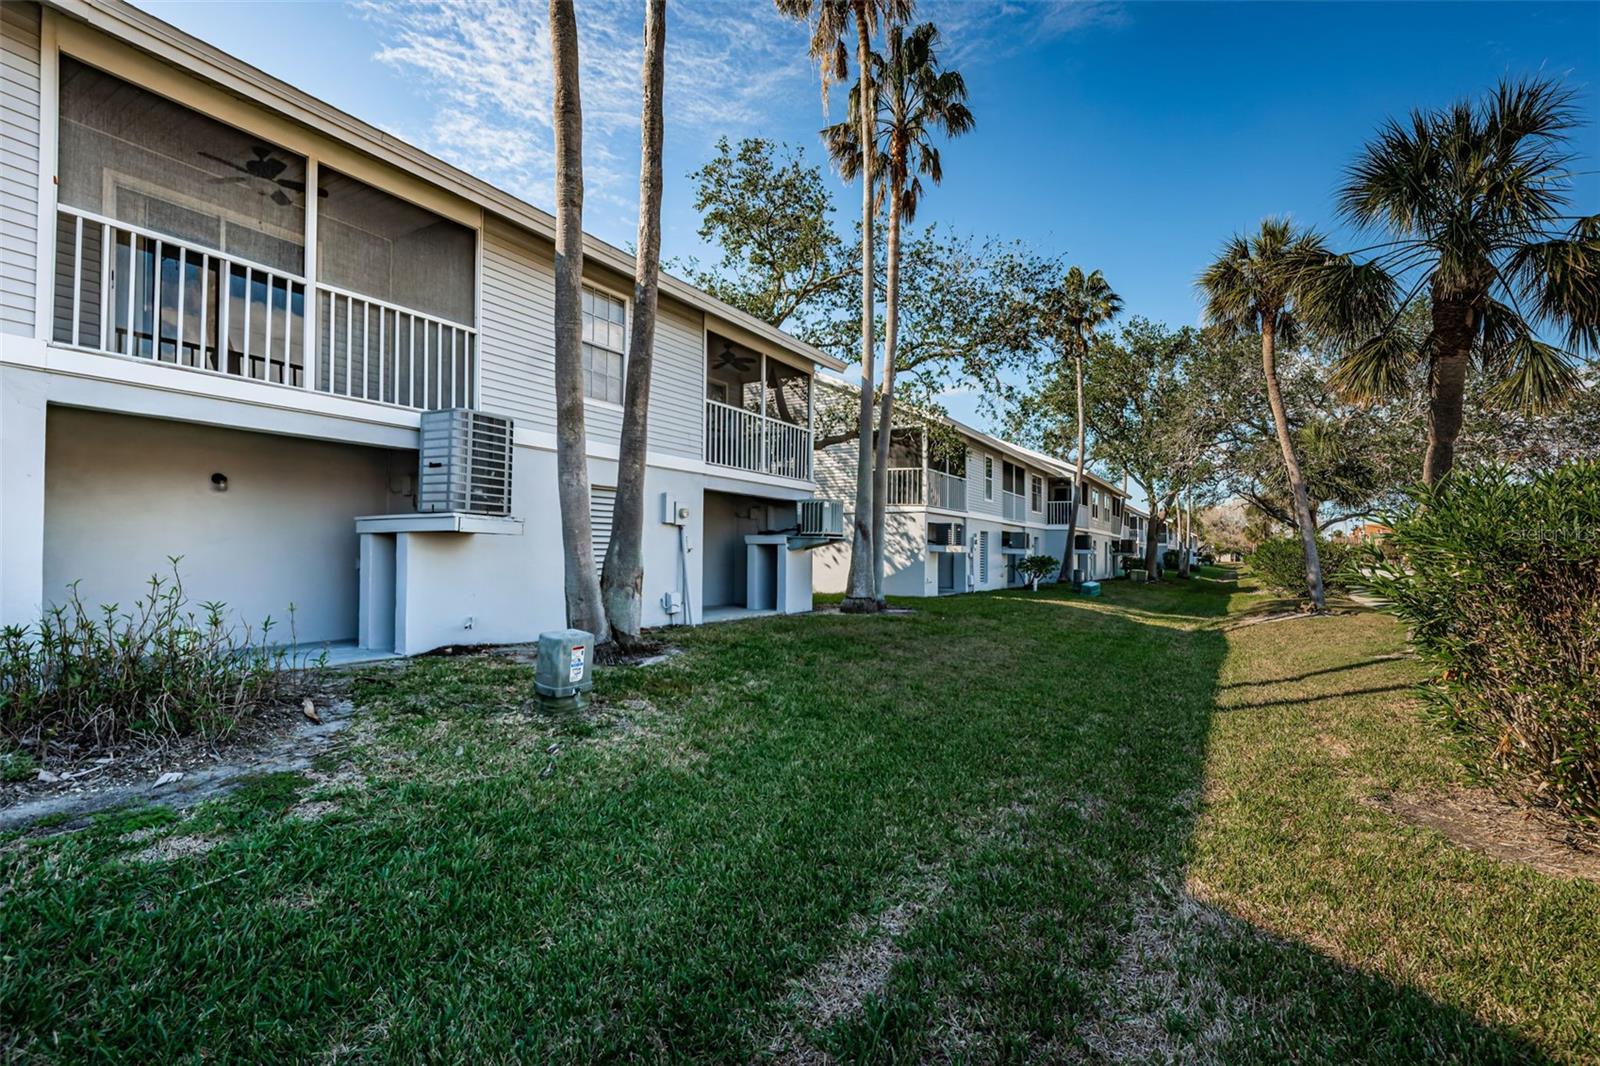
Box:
1503 214 1600 354
1483 334 1581 412
1330 330 1421 401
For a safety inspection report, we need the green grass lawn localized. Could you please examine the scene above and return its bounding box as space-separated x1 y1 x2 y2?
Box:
4 578 1596 1062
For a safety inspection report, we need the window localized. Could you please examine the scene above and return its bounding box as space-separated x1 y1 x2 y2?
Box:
984 457 994 500
1030 475 1042 512
1091 489 1102 519
978 531 989 583
1002 461 1024 495
582 286 627 404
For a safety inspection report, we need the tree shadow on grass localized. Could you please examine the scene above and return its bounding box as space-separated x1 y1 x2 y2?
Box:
806 588 1558 1063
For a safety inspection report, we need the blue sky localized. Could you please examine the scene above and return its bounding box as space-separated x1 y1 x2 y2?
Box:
137 0 1599 430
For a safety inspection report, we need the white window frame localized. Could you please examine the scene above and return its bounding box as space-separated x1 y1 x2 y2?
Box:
1030 474 1042 513
581 281 629 408
984 456 994 501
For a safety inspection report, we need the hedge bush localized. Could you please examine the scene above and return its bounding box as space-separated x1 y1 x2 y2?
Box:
1366 463 1600 828
1247 536 1357 595
0 562 310 758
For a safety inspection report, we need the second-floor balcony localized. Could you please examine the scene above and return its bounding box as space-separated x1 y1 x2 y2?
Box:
884 467 968 511
703 332 813 481
1002 490 1027 523
49 58 481 414
52 205 479 411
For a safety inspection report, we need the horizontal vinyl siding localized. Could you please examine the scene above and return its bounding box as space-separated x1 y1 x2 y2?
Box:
0 1 41 337
813 439 857 502
478 216 703 459
967 446 1002 518
479 220 558 432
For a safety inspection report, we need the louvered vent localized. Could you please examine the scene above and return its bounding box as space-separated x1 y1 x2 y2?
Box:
419 409 514 516
797 499 844 538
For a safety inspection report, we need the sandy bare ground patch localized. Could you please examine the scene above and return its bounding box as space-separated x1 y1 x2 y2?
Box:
1 696 357 834
1074 874 1259 1065
126 833 221 864
1371 788 1600 884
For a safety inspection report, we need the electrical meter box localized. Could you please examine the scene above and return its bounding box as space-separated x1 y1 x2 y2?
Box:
535 629 594 701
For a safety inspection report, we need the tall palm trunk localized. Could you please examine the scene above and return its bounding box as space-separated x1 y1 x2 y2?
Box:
871 187 902 606
1422 292 1476 486
840 8 878 614
548 0 609 642
1261 311 1325 610
601 0 665 646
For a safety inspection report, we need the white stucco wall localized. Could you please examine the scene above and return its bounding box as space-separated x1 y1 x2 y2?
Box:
43 407 411 644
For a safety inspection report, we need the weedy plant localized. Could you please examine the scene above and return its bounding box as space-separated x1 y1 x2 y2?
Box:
0 559 314 757
1365 463 1600 829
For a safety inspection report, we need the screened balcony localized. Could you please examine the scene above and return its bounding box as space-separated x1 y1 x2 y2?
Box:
50 58 476 412
704 333 813 480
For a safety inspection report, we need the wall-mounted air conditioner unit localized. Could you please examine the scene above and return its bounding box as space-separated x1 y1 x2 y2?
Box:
419 409 514 516
797 498 844 538
928 521 965 546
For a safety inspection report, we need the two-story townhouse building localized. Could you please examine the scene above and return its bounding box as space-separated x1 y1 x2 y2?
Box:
0 0 844 656
810 392 1130 596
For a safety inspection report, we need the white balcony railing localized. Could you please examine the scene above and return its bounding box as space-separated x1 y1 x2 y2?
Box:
1002 490 1027 522
1047 500 1072 525
887 467 923 506
51 205 476 412
53 205 308 384
704 399 812 480
316 284 476 410
928 470 967 511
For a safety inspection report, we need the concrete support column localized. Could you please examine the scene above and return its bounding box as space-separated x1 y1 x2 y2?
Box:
0 366 47 628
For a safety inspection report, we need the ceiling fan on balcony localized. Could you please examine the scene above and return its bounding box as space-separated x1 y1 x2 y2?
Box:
712 340 755 373
198 145 325 207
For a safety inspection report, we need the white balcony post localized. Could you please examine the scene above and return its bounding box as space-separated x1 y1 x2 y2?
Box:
304 157 319 392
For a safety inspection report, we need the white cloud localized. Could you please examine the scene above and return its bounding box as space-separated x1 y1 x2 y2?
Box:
357 0 816 222
356 0 1121 236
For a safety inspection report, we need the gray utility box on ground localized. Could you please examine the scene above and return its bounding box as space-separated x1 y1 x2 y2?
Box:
419 409 514 516
535 629 594 706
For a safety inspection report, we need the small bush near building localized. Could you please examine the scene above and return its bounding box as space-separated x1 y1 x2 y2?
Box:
0 562 306 757
1017 555 1059 590
1367 463 1600 829
1248 537 1357 595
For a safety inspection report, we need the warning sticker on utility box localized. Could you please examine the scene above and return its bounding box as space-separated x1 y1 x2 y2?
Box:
569 645 586 683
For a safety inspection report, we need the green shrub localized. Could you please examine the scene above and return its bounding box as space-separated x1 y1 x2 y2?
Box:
1248 536 1357 595
1366 463 1600 828
1017 554 1059 589
0 562 312 758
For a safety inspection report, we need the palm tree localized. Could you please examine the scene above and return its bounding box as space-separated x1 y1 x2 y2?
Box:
822 21 973 606
1327 77 1598 484
775 0 914 614
600 0 665 646
1199 219 1334 611
548 0 609 641
1037 267 1121 585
